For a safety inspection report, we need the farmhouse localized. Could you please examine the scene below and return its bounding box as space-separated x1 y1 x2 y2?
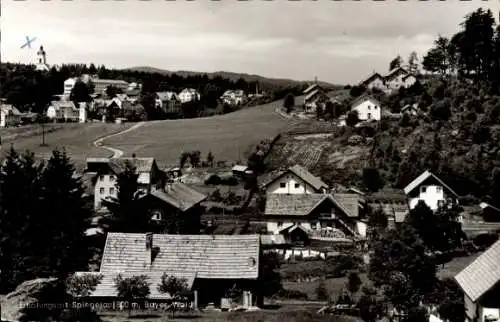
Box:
350 95 382 121
304 89 329 112
221 90 247 105
0 103 22 127
85 157 163 210
404 170 459 211
264 193 367 243
360 72 386 92
455 239 500 322
75 233 262 309
263 164 329 194
385 67 413 91
179 88 201 103
155 92 181 114
46 101 81 122
367 188 410 229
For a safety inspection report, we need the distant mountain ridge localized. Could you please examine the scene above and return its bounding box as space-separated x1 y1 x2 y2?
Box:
123 66 338 89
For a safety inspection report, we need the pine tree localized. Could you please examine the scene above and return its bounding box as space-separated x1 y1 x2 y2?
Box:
102 161 149 233
0 147 43 291
37 149 92 278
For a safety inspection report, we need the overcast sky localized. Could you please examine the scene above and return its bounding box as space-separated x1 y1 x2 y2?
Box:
2 1 498 84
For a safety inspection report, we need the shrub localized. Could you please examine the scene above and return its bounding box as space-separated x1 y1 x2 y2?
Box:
274 288 309 300
66 273 103 297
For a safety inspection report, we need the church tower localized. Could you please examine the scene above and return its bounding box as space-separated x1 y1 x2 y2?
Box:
35 45 49 71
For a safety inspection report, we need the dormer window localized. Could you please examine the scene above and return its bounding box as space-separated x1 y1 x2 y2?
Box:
295 183 300 188
280 182 286 188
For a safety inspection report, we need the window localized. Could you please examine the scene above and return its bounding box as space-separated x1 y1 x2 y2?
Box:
99 175 104 182
151 211 162 221
277 222 283 228
295 183 300 189
436 186 442 193
368 105 371 110
280 182 286 188
420 186 427 193
109 175 115 182
99 188 105 194
367 113 372 119
374 105 378 109
109 187 115 195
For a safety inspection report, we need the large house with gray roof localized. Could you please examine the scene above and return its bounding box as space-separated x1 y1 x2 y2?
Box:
455 239 500 322
75 233 262 309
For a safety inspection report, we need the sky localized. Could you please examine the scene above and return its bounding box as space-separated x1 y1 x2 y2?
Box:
1 0 499 84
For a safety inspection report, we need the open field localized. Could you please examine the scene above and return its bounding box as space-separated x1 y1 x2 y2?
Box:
1 123 132 170
99 306 362 322
102 100 290 164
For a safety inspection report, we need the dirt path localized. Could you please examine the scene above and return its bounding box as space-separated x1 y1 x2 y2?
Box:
93 122 145 158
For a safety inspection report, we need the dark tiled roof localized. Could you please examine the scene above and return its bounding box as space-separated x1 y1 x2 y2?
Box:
108 158 155 174
99 233 260 279
360 72 384 85
264 193 360 218
148 183 207 212
404 170 458 197
455 239 500 302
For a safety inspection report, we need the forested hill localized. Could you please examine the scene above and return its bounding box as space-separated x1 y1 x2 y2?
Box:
123 66 337 89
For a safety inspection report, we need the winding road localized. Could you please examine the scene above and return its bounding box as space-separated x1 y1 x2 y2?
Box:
93 122 145 158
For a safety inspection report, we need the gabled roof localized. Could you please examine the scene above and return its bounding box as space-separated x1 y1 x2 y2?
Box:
108 157 156 174
50 101 77 111
360 72 384 85
156 91 178 101
305 89 322 101
350 95 381 109
264 164 328 192
403 170 459 197
92 79 129 85
146 183 207 212
99 233 260 279
0 104 22 116
232 165 248 172
455 239 500 302
74 271 195 299
385 67 409 80
264 193 361 218
303 84 321 95
401 103 419 113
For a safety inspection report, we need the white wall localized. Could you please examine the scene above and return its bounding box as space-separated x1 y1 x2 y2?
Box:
465 294 477 322
408 184 447 211
356 222 367 237
403 76 417 88
480 307 500 322
266 174 316 194
47 106 57 119
137 172 151 185
353 100 382 121
94 174 118 210
64 78 76 95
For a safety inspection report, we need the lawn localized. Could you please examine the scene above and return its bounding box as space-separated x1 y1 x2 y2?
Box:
102 100 290 164
437 252 482 280
1 122 132 170
99 306 362 322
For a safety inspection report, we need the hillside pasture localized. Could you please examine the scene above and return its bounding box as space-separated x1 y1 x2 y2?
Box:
102 100 290 164
1 122 132 170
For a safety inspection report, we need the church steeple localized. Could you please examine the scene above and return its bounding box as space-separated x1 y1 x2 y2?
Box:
37 45 46 65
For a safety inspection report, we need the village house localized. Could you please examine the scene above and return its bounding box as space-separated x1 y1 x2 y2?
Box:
404 170 459 212
455 239 500 322
93 79 130 96
74 233 262 309
155 92 181 114
178 88 201 103
264 193 367 244
85 157 163 210
385 67 416 91
221 90 247 105
367 188 410 229
0 103 22 127
401 103 420 116
459 202 500 238
350 95 382 122
262 164 329 194
46 101 81 122
360 72 386 92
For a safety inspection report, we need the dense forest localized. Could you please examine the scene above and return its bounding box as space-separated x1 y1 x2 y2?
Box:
0 62 310 116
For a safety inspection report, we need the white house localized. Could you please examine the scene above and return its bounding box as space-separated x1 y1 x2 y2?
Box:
46 101 80 122
221 90 247 105
178 88 201 103
263 164 329 195
455 239 500 322
404 170 459 211
0 103 22 127
85 157 160 211
155 91 181 113
350 96 382 121
64 78 78 95
360 72 387 92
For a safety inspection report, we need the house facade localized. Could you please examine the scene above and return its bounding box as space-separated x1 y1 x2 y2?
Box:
0 104 22 127
455 239 500 322
351 96 382 121
74 233 262 309
404 170 459 211
359 68 418 94
93 79 130 95
361 72 386 92
155 92 181 114
385 67 412 91
264 165 329 195
178 88 201 103
85 157 162 211
46 101 80 122
221 90 247 105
